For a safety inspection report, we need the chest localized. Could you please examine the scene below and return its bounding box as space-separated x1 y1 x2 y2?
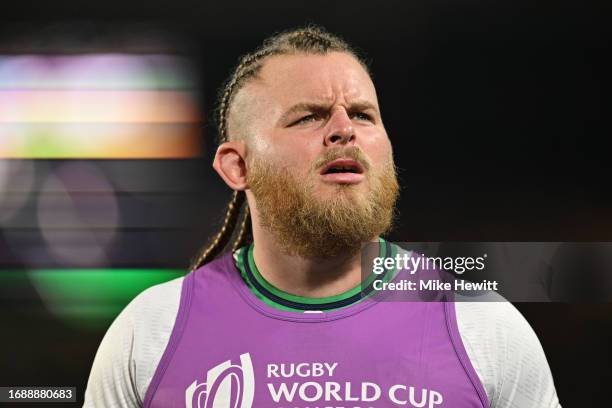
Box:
149 296 485 408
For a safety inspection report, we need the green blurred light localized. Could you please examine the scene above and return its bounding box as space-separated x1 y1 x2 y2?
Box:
28 268 184 301
23 133 67 158
23 268 185 330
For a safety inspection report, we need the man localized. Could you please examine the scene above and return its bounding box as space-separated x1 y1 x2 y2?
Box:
84 26 561 407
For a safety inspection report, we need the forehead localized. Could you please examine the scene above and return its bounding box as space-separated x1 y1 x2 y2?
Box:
249 52 378 109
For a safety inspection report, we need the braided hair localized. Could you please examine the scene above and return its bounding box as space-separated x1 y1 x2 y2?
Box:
189 25 369 271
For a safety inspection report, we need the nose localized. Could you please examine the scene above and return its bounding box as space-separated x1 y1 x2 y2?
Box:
324 108 355 146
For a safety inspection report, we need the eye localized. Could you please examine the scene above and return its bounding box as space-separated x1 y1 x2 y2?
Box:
289 114 318 126
351 112 374 122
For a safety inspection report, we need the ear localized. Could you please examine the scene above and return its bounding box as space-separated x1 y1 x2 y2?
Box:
213 141 248 190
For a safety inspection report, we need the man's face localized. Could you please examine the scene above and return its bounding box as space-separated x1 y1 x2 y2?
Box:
235 51 398 257
240 51 393 199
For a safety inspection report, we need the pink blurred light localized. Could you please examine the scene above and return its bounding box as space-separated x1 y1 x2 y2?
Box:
37 162 119 266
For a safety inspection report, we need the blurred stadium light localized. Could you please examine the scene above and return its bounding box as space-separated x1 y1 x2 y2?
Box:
0 27 212 329
27 268 185 329
0 54 202 158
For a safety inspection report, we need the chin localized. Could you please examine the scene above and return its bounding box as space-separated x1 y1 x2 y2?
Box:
318 184 368 203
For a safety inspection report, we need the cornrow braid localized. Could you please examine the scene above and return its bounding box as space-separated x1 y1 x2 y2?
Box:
216 48 276 143
191 25 369 270
189 190 245 271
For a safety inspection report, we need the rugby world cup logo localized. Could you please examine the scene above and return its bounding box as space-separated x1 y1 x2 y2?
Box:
185 353 255 408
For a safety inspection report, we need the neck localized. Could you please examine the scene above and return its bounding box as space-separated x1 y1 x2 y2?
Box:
249 224 377 299
255 242 366 298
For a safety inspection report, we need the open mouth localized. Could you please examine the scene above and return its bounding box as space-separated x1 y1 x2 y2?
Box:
319 158 365 184
320 159 365 175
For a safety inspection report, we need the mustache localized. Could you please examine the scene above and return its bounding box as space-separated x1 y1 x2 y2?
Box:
311 146 371 173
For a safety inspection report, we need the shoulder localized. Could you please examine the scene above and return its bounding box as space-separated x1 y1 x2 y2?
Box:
83 276 185 407
129 276 186 399
455 294 561 408
129 275 185 323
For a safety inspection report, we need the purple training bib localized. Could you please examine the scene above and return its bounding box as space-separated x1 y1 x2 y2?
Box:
144 252 489 408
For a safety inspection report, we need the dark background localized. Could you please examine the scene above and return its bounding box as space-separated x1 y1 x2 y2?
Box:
1 1 611 406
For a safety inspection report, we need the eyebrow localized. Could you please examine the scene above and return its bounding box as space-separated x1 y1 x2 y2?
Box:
278 100 380 125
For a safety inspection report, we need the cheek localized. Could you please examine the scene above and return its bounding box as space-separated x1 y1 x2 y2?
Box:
261 138 319 174
361 132 393 166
